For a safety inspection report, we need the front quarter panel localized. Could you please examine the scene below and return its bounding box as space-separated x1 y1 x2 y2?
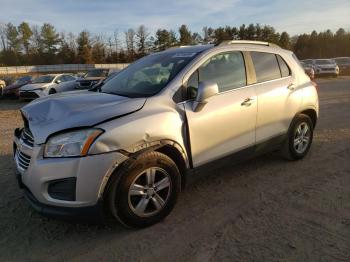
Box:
90 98 187 158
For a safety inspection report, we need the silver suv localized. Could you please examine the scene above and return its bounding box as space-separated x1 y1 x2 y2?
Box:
13 41 319 228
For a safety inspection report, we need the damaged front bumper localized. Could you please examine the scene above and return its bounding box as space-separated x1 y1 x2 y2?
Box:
13 128 129 218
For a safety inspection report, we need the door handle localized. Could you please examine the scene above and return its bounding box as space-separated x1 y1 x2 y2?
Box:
287 83 295 90
241 97 254 106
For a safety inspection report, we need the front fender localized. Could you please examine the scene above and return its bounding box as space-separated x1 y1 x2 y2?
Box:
89 108 188 161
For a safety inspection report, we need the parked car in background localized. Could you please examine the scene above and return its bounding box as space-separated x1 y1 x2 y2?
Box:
52 70 120 95
14 41 319 228
300 61 315 80
75 68 110 90
313 59 339 77
0 79 5 96
2 75 32 97
333 57 350 75
19 74 76 100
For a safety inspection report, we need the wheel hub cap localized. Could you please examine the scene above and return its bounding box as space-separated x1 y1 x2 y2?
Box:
128 167 171 217
293 122 311 154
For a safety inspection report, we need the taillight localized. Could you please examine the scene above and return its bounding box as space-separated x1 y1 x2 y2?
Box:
311 81 318 92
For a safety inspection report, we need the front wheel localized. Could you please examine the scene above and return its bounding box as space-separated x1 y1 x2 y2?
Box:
281 114 314 160
106 151 181 228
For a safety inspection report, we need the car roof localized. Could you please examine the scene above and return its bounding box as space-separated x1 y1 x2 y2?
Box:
160 41 291 57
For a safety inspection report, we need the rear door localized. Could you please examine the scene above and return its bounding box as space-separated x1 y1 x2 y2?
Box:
184 51 257 167
250 52 301 143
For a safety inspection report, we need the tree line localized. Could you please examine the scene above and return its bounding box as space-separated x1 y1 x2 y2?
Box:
0 22 349 66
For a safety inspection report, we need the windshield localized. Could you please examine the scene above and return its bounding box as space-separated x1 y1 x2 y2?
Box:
84 69 109 78
315 60 333 65
101 52 199 97
14 76 31 85
302 60 313 65
32 75 55 83
335 58 350 64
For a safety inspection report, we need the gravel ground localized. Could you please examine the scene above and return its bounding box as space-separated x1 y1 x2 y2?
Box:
0 77 349 261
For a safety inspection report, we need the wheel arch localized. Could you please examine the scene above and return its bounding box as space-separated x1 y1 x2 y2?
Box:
102 140 189 200
49 88 57 95
299 108 317 128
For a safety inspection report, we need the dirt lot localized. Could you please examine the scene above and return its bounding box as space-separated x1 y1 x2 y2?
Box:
0 77 349 261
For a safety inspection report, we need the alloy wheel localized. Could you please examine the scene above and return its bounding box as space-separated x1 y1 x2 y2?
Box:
293 122 311 154
128 167 172 217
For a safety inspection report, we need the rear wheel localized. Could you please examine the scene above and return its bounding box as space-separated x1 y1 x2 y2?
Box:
281 114 314 160
106 151 181 228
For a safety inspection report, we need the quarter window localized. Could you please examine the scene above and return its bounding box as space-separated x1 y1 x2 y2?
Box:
251 52 281 83
277 55 290 77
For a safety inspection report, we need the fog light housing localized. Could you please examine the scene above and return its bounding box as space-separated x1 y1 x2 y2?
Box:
48 177 76 201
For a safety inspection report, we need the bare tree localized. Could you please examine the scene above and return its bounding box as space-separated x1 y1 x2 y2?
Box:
113 30 119 53
0 23 7 50
125 28 135 61
136 25 149 57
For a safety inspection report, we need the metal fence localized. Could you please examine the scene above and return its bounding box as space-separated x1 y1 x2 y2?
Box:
0 63 129 75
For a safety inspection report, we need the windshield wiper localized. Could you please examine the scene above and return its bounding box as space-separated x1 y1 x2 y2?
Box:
106 91 132 98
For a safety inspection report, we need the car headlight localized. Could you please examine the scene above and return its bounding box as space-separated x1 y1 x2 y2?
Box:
44 129 103 158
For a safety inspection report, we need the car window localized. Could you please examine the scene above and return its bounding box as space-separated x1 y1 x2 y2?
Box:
84 69 109 78
56 76 64 82
101 52 199 98
186 52 246 99
32 75 55 83
335 58 350 64
187 70 199 99
251 52 281 83
198 52 246 93
315 59 333 65
63 75 75 81
277 55 290 77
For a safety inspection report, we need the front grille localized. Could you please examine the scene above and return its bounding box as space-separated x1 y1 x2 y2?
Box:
14 127 34 172
20 128 34 148
20 92 39 99
15 150 31 171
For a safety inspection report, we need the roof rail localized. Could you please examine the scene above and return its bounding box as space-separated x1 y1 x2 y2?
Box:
167 45 194 49
217 40 280 48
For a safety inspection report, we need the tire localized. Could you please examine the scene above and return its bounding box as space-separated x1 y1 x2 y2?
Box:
106 151 181 228
49 88 56 95
281 114 314 160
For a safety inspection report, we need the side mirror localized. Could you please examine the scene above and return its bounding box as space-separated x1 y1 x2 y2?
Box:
192 81 219 112
55 79 61 84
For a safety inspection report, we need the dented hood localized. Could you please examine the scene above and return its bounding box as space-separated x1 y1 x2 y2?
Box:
21 90 146 144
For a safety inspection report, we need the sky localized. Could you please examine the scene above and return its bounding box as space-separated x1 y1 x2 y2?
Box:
0 0 349 36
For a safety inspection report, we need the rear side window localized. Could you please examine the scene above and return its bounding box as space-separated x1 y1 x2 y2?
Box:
251 52 281 83
277 55 290 77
